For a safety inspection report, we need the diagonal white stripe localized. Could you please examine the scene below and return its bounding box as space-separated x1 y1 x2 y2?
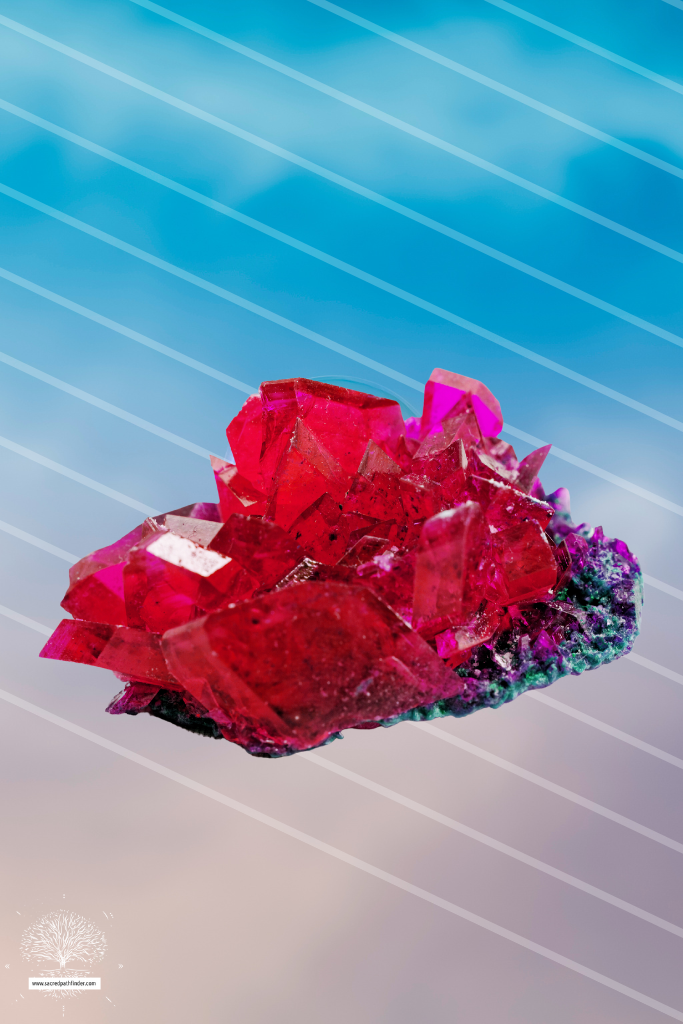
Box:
0 182 423 389
529 692 683 770
0 348 214 458
662 0 683 10
0 13 679 262
642 574 683 601
0 266 254 394
0 433 158 515
627 653 683 686
303 751 683 938
501 424 683 516
0 606 52 635
128 0 683 181
1 685 682 1019
415 722 683 855
297 0 683 169
2 99 682 433
482 0 683 96
0 519 77 562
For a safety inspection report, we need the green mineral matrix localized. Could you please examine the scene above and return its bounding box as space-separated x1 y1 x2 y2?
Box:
39 369 642 756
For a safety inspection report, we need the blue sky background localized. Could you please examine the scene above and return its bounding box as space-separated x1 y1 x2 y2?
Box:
0 2 682 1022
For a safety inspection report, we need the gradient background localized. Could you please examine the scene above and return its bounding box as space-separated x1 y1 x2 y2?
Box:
0 1 682 1020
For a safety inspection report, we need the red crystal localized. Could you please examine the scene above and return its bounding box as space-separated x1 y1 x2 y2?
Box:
491 521 559 603
516 444 552 494
211 457 268 520
40 369 581 756
226 393 263 486
42 619 178 685
208 515 304 589
61 523 143 627
106 681 162 714
412 503 491 637
162 581 463 752
434 601 503 667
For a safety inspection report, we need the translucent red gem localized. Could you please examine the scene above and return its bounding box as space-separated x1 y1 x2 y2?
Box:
39 369 630 756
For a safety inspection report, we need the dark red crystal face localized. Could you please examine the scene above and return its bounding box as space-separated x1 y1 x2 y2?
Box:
40 368 592 756
162 581 463 751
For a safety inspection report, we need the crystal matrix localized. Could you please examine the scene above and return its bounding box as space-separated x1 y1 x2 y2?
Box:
40 370 642 756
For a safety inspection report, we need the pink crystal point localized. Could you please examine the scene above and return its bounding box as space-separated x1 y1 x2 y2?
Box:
418 368 504 439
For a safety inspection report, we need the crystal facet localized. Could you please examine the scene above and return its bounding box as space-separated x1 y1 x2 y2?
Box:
40 371 642 756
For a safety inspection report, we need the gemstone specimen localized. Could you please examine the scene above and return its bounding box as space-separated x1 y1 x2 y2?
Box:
40 369 642 756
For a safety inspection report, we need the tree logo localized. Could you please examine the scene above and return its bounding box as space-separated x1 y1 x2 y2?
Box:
20 912 107 998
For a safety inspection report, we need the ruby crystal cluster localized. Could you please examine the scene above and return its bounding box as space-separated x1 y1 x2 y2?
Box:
40 369 642 757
